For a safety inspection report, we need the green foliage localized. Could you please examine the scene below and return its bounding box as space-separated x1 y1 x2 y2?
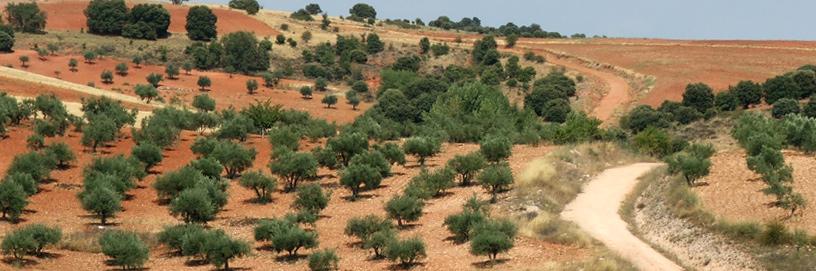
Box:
157 224 204 253
731 80 763 108
631 127 685 157
146 72 163 87
349 3 377 20
100 70 114 84
131 142 163 172
240 171 277 203
340 163 382 200
0 31 11 52
26 134 44 150
391 55 421 72
192 94 216 112
328 132 369 166
385 237 426 266
290 9 314 21
8 151 56 182
292 184 329 215
470 218 517 260
666 152 712 186
681 83 715 113
254 218 318 256
5 2 46 33
134 84 158 103
321 95 338 108
764 75 801 104
269 151 318 192
448 152 486 186
122 4 170 40
80 186 121 225
480 135 512 163
771 98 801 119
221 31 270 73
246 79 259 94
170 186 218 223
1 227 36 260
204 231 250 270
84 0 128 35
210 140 256 178
0 181 27 222
81 116 116 153
385 195 424 226
403 136 441 166
308 249 339 271
620 105 671 133
99 230 149 270
228 0 260 15
478 163 513 202
186 6 218 41
344 215 393 243
4 173 37 196
714 90 739 111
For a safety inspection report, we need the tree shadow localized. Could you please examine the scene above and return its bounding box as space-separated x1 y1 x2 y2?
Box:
2 257 38 267
274 254 307 263
397 224 420 231
471 259 509 269
341 194 375 201
443 235 467 245
183 258 209 267
241 197 274 205
387 262 425 270
33 252 63 259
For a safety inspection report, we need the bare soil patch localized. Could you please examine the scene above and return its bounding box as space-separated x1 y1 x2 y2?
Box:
696 149 816 233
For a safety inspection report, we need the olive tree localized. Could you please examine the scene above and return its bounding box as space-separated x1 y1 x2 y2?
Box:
239 171 277 203
385 195 423 227
403 136 441 166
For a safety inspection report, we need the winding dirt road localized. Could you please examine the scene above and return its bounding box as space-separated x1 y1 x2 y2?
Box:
562 163 683 271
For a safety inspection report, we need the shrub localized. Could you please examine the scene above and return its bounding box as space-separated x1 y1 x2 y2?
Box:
732 80 763 108
221 31 270 73
115 62 128 76
292 184 329 214
1 228 36 260
81 116 117 152
146 73 163 87
772 98 801 119
100 70 114 84
715 91 739 111
7 151 56 182
403 137 441 166
327 132 368 166
170 187 217 223
204 231 250 270
447 153 486 186
308 249 339 271
246 79 259 94
99 230 149 270
239 171 277 203
186 6 218 41
761 222 791 246
254 218 318 256
269 151 318 192
666 152 711 186
210 140 256 178
764 75 801 104
321 95 338 108
384 237 426 266
123 4 170 40
26 134 44 150
0 181 27 222
681 83 715 112
4 173 37 196
80 186 121 225
340 163 382 200
197 76 212 91
0 32 12 52
621 105 670 132
131 142 163 172
344 215 393 243
480 135 512 163
134 84 158 103
631 127 680 157
349 3 377 20
165 63 180 79
385 195 424 227
157 224 204 253
470 219 517 261
300 86 313 99
84 0 128 35
478 163 513 202
444 201 488 241
228 0 260 15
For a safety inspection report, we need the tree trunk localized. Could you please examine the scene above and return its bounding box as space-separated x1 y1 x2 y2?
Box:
224 259 229 270
101 214 107 225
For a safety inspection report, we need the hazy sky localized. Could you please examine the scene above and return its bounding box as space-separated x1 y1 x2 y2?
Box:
200 0 815 40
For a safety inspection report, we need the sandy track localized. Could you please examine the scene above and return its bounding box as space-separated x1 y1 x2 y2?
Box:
0 66 153 108
562 163 682 271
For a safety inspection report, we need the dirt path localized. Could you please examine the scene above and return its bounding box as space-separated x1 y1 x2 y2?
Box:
0 66 153 108
561 163 683 271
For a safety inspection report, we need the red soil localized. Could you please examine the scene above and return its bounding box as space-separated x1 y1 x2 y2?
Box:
523 39 816 107
0 119 584 269
0 50 368 124
38 0 277 37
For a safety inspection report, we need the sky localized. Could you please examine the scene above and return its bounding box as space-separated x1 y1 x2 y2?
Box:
199 0 816 40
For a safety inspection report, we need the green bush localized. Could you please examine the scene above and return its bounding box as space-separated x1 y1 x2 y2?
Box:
403 137 441 166
447 152 486 186
170 186 221 223
771 98 801 119
239 171 277 203
254 218 318 256
0 31 14 52
385 195 424 227
731 80 764 108
444 209 486 242
204 231 250 270
620 105 671 133
308 249 339 271
479 135 512 163
210 140 256 178
84 0 128 35
131 142 163 172
1 228 36 260
157 223 205 253
470 219 516 261
384 237 426 266
715 90 739 111
681 83 715 112
99 230 149 270
478 163 514 202
764 75 801 104
292 184 329 215
340 163 382 200
344 215 393 243
186 6 218 41
80 186 121 225
761 222 791 246
269 151 318 192
228 0 260 15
